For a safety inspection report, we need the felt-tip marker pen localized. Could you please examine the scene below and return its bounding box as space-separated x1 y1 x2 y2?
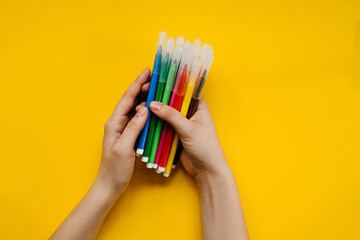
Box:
136 32 166 156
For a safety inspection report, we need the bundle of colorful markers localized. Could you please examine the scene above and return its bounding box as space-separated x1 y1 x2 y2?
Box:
136 31 214 177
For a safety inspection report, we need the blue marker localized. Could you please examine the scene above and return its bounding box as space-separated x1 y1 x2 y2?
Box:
136 31 167 156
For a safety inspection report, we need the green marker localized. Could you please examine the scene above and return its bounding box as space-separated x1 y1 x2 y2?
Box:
141 37 174 164
146 37 184 168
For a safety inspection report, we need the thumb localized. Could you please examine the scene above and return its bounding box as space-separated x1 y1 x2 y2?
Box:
150 101 192 138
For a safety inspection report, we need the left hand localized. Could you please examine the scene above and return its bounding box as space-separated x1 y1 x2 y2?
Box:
95 68 150 196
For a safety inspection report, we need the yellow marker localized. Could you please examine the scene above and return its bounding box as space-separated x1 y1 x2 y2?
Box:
163 57 202 177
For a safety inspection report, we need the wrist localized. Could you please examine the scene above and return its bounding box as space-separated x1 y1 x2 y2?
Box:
91 176 124 203
194 160 236 192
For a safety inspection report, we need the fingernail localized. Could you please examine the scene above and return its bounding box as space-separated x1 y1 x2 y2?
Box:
138 107 147 117
150 102 161 111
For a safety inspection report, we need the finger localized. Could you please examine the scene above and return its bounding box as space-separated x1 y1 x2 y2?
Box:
134 90 148 107
141 82 150 93
107 68 150 132
116 68 150 116
149 101 192 138
135 102 146 112
115 106 148 150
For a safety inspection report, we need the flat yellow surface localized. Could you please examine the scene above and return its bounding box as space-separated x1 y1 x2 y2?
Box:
1 0 360 239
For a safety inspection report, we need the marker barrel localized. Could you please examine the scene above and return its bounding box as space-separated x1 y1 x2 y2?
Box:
158 127 175 170
136 74 159 155
164 133 180 175
136 55 162 155
154 123 169 166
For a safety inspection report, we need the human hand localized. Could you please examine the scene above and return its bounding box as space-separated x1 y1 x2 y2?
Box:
150 99 249 240
149 98 231 185
94 68 150 196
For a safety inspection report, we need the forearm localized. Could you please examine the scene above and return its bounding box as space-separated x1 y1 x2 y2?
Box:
196 163 249 240
50 178 120 240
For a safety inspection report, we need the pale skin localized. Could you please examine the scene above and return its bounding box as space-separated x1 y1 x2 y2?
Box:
50 68 249 240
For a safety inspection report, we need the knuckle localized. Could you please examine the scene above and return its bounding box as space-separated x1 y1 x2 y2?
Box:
111 146 126 157
126 119 139 131
104 120 113 132
121 93 134 105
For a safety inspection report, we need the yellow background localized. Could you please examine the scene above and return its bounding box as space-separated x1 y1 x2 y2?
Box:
1 0 360 239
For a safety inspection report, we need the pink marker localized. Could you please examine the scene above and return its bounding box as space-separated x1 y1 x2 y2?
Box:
153 123 169 169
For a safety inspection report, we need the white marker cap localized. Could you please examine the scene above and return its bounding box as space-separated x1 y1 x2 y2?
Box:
200 44 213 61
173 48 194 96
163 173 170 177
152 164 158 169
193 39 201 47
189 57 202 84
193 39 201 57
136 149 144 156
184 41 192 49
193 54 214 100
163 37 175 61
146 163 153 168
156 31 167 54
141 156 149 163
158 167 165 172
175 36 185 47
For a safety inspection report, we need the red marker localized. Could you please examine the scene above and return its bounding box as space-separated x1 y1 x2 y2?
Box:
155 47 193 173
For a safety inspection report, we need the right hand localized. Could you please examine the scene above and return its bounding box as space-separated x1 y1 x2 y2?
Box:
149 98 230 183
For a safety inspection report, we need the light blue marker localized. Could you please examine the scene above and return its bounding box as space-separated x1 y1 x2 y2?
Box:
136 31 167 156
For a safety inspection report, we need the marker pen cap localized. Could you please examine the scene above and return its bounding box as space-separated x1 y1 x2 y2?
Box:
158 38 175 83
164 45 182 91
153 31 167 75
175 36 185 48
200 48 212 65
193 54 214 100
164 37 175 59
193 39 201 57
171 45 182 70
193 45 201 58
189 58 202 86
184 40 192 49
193 39 201 47
156 31 167 54
173 48 194 96
200 44 213 60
